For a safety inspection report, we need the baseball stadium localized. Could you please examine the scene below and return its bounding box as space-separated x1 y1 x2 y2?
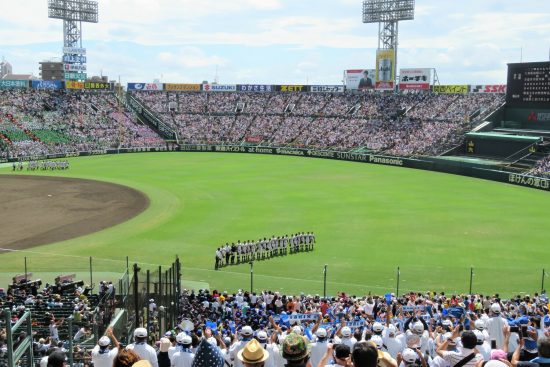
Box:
1 1 550 367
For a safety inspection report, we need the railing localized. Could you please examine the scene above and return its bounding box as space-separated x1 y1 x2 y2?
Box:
2 309 33 367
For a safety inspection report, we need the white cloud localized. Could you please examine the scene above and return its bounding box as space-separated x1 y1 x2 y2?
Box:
1 0 549 84
157 47 227 68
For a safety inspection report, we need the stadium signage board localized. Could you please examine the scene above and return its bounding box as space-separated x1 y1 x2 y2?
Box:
84 82 111 90
276 85 307 92
6 144 550 192
310 85 345 93
376 49 395 90
127 83 164 91
237 84 274 92
399 68 431 90
31 80 62 90
62 55 87 64
507 62 550 107
164 83 201 91
64 72 87 80
344 69 375 90
202 84 237 92
64 64 87 72
0 80 28 89
432 85 469 94
63 47 86 55
66 81 84 89
470 85 506 94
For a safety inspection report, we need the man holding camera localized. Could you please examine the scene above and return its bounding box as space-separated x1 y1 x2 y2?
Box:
512 336 550 367
436 325 483 367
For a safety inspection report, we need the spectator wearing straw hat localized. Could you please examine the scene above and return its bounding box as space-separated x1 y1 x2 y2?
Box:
237 339 270 367
230 326 255 367
158 338 172 367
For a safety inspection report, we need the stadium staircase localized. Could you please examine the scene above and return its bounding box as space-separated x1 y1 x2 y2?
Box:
0 130 13 145
507 141 550 170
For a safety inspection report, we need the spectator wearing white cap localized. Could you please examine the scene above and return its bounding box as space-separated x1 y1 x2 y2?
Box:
229 326 255 367
472 329 491 361
474 319 491 342
383 324 404 359
310 328 330 367
91 327 119 367
255 330 280 367
336 321 357 349
171 333 194 367
127 328 159 367
372 335 398 367
398 347 427 367
485 303 508 349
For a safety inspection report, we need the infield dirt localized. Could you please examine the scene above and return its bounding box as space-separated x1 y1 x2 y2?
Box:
0 175 149 252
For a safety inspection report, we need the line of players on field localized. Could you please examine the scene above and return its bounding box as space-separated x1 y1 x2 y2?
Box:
214 232 316 269
26 160 70 170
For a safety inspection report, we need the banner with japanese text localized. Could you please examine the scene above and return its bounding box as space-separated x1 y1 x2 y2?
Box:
399 68 431 90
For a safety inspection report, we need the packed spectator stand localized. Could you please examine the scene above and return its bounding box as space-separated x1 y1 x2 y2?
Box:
132 91 504 157
0 90 165 160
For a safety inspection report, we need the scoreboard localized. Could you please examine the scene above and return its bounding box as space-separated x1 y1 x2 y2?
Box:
506 62 550 107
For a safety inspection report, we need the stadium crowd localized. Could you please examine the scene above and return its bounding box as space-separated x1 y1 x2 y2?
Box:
133 91 504 156
215 233 316 269
0 89 165 160
0 275 116 367
158 289 550 367
4 268 550 367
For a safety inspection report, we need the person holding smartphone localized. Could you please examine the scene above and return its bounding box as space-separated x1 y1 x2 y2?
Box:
318 343 351 367
436 325 482 367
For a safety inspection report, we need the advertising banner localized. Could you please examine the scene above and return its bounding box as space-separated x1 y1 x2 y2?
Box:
127 83 164 91
64 72 87 80
202 84 237 92
164 83 201 91
376 49 395 90
63 47 86 55
310 85 345 93
399 68 431 90
62 55 86 64
469 85 507 94
84 82 112 90
432 85 469 94
0 80 28 89
344 69 375 90
64 64 87 72
66 81 84 89
31 80 62 90
276 85 308 92
237 84 274 92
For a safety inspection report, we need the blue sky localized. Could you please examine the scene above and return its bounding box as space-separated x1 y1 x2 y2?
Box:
1 0 549 85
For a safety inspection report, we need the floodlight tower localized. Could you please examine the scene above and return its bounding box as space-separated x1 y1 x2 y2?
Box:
362 0 415 89
48 0 98 80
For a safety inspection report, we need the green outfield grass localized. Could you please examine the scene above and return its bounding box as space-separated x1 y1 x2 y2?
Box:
1 152 549 297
